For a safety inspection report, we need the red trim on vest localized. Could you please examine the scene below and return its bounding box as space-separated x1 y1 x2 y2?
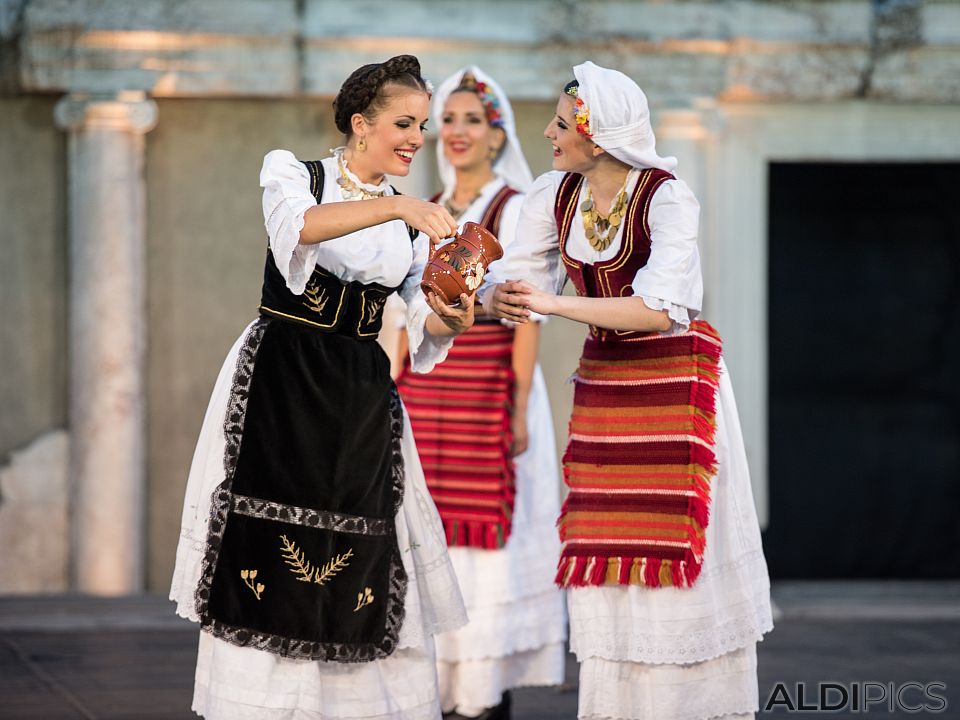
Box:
479 185 519 238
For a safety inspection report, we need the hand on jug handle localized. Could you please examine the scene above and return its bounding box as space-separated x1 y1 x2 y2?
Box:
393 197 458 247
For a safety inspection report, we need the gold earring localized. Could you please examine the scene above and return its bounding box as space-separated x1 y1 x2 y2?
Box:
488 146 498 159
358 137 367 152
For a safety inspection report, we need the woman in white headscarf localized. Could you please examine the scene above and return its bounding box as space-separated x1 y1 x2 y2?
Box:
395 66 567 719
480 62 773 720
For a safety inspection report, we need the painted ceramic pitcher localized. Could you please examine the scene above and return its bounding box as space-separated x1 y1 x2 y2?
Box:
420 221 504 304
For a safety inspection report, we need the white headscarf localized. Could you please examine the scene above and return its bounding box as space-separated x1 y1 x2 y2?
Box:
571 61 678 174
432 66 534 197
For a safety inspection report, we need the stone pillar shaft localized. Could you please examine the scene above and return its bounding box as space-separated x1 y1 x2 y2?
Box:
55 91 158 594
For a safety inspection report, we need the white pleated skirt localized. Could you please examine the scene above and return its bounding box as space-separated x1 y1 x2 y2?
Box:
434 367 568 714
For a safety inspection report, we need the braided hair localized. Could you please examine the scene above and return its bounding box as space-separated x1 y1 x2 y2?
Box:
333 55 429 136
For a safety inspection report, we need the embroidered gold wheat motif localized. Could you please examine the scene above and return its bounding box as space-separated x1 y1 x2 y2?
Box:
302 283 329 315
364 296 386 324
353 586 374 612
279 534 317 582
240 569 265 600
278 535 354 585
314 549 354 585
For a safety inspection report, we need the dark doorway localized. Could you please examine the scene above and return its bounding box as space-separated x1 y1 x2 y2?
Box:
764 162 960 579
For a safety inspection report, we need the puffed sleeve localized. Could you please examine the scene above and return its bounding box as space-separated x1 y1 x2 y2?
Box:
398 232 455 373
259 149 320 296
477 171 567 306
631 178 704 332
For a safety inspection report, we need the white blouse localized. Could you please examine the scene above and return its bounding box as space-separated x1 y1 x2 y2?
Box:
259 148 452 372
478 169 703 331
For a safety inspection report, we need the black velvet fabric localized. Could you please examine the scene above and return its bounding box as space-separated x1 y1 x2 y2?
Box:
203 319 405 657
231 321 394 516
208 515 393 646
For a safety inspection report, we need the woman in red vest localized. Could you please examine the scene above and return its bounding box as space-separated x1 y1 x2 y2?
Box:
396 66 566 719
481 62 773 720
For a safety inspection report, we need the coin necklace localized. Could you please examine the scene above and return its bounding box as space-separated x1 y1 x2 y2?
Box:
580 180 629 252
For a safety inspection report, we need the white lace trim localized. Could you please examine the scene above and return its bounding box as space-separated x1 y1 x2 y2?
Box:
577 645 759 720
396 467 469 649
404 299 454 374
435 588 567 661
639 295 692 334
438 641 567 713
331 146 391 196
569 550 773 665
446 522 561 607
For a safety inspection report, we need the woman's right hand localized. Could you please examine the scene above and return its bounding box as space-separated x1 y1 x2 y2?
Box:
393 197 459 246
487 281 533 323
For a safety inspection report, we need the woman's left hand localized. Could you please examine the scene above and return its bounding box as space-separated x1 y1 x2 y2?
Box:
426 291 475 335
510 281 558 317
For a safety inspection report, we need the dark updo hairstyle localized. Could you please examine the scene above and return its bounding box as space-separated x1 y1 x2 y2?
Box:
333 55 430 136
563 79 579 96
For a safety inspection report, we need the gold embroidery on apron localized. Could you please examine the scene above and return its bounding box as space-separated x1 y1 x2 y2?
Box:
353 586 375 612
302 282 329 315
314 549 354 586
240 569 264 600
279 534 354 585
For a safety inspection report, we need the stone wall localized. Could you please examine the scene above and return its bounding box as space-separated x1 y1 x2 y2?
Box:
9 0 960 104
0 96 67 462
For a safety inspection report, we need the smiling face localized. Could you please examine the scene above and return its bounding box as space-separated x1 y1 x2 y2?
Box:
544 93 599 173
350 84 430 181
439 90 505 174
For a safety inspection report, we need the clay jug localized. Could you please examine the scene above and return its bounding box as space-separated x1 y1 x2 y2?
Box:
420 221 503 304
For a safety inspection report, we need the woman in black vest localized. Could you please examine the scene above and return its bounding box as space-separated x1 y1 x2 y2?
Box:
171 55 475 720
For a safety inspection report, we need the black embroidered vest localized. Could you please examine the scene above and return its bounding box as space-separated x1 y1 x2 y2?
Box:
257 160 417 340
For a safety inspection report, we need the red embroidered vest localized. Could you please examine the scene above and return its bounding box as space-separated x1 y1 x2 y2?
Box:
555 168 674 340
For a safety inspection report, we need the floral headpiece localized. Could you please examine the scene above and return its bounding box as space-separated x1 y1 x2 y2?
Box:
458 72 504 128
565 85 592 138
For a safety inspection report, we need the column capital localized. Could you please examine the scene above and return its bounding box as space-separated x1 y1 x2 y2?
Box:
655 100 718 142
54 91 158 134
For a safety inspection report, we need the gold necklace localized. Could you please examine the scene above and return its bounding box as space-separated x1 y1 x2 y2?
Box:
442 191 480 220
580 181 629 252
443 193 480 220
336 153 386 201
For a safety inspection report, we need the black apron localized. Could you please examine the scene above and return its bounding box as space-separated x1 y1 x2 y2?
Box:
196 161 416 662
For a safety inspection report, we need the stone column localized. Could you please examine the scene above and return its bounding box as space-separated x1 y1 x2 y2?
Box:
54 91 158 594
655 100 769 528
